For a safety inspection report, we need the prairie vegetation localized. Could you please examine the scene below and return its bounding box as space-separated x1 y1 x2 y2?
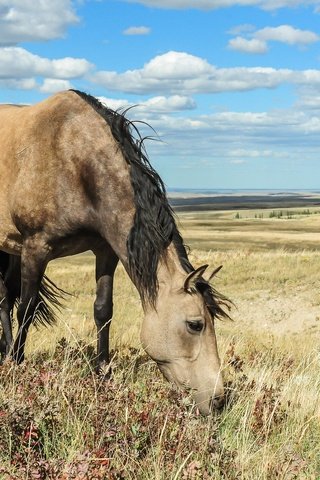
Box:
0 206 319 479
178 206 320 252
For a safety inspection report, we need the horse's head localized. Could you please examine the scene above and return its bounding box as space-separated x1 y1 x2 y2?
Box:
141 263 227 415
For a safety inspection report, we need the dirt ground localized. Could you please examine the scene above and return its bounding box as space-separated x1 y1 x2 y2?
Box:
233 289 320 336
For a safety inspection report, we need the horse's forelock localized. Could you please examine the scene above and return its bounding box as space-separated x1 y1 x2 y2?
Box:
196 280 232 321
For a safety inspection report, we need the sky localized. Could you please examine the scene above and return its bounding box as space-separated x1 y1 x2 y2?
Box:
1 1 320 189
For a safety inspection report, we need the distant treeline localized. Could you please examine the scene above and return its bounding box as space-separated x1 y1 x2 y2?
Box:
170 194 320 212
234 209 320 219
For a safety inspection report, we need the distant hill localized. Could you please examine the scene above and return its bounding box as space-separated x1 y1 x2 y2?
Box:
168 190 320 211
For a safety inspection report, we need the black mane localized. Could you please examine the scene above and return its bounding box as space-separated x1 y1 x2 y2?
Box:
70 90 229 319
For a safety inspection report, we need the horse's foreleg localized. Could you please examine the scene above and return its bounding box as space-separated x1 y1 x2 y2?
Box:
93 246 118 376
12 240 48 364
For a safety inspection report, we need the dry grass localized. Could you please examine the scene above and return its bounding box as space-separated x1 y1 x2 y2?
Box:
178 206 320 251
0 208 320 479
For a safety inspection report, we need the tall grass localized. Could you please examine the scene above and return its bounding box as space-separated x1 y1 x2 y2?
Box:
0 239 319 478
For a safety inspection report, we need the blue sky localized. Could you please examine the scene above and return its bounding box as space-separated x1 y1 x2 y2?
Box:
1 1 320 189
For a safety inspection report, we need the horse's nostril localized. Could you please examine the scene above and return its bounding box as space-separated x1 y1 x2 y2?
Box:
211 394 225 412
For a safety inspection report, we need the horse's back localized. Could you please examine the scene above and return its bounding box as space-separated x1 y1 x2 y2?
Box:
0 91 130 255
0 91 100 253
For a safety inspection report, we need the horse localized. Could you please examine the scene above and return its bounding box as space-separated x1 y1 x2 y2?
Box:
0 90 230 414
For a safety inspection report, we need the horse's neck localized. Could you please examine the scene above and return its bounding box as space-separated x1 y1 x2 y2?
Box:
93 157 136 267
157 243 186 291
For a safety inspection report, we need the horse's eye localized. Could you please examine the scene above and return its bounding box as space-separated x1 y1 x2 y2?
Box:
186 320 204 334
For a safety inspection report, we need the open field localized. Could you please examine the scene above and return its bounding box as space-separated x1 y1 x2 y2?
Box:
0 203 319 479
178 206 320 252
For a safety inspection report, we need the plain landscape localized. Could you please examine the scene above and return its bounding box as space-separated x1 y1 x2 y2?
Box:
0 191 319 479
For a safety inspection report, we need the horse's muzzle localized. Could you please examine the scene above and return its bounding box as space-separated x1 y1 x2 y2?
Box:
210 393 225 412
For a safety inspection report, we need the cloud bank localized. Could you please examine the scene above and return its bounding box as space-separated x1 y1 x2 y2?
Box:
92 50 320 95
0 0 78 45
122 0 320 11
228 24 319 53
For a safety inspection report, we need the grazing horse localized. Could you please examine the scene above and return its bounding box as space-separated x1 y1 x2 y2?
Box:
0 90 230 414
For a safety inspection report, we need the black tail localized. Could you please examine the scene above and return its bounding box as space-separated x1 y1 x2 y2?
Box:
0 251 10 276
31 274 68 328
0 251 68 328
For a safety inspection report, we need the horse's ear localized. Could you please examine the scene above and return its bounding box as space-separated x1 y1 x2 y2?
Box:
207 265 223 282
184 265 208 293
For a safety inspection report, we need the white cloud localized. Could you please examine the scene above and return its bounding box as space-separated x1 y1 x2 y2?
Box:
300 96 320 109
228 148 288 158
144 51 212 79
49 57 92 78
261 0 320 10
228 24 319 54
0 78 37 90
228 37 268 53
123 26 151 35
297 87 320 110
122 0 320 11
97 95 196 113
302 116 320 133
91 50 320 95
0 47 92 80
92 51 216 93
97 97 131 111
0 0 79 45
228 148 288 163
91 51 212 93
228 24 256 35
39 78 73 94
255 25 319 45
143 95 196 111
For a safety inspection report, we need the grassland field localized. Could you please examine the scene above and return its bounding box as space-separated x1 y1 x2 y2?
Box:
0 201 319 479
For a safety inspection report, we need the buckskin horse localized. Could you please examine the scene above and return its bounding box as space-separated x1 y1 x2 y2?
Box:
0 90 230 414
